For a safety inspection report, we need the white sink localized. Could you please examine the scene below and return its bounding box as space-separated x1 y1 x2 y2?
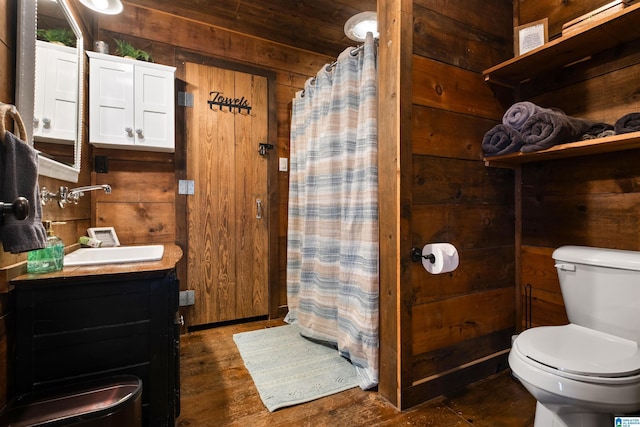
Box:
64 245 165 267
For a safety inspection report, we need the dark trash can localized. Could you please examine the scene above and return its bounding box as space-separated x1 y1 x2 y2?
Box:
0 375 142 427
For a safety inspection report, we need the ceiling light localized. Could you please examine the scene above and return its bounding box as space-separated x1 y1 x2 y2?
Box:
78 0 123 15
344 11 378 42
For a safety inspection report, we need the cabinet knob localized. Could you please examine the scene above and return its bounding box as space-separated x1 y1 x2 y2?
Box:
42 117 51 129
125 127 134 137
136 128 144 139
33 117 39 128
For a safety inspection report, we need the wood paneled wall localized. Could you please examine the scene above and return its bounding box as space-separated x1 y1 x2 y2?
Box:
378 0 515 409
520 150 640 328
517 0 607 40
0 0 18 271
0 0 14 105
376 0 411 407
515 0 640 329
92 151 176 245
0 0 15 411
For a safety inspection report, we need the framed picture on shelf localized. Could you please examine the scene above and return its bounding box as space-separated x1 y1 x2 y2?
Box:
514 18 548 56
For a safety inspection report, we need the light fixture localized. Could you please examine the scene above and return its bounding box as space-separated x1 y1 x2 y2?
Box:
78 0 123 15
344 11 378 42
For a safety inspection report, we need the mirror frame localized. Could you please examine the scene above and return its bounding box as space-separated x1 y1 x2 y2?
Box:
16 0 83 183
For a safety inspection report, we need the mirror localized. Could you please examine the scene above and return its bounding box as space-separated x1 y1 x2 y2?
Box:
16 0 83 182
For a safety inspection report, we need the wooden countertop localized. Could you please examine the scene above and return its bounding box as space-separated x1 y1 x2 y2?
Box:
10 243 183 284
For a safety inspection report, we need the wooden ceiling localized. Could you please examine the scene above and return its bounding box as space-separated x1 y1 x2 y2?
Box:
123 0 378 58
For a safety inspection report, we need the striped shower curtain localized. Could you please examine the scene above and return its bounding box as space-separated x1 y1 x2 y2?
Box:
285 33 378 389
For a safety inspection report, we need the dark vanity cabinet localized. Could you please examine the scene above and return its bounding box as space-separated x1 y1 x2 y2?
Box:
13 269 180 426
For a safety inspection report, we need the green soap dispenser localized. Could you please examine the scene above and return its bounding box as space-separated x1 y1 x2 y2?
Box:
27 221 65 274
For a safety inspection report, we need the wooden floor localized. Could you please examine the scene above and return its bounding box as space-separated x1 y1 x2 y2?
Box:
177 319 536 427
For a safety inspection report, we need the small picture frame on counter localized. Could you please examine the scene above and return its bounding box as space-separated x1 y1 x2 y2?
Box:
88 227 121 247
514 18 548 56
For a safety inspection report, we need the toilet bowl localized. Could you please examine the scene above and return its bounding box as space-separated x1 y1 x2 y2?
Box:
510 325 640 426
510 246 640 427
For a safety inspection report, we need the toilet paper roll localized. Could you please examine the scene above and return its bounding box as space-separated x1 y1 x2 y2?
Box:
422 243 459 274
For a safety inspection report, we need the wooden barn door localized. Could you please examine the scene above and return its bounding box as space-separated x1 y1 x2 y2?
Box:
184 62 269 325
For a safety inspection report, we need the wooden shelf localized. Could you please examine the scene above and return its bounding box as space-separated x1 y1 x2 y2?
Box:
483 2 640 87
483 132 640 167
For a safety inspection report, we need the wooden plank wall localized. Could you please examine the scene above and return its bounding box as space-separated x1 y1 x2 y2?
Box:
399 0 515 409
515 0 640 329
518 0 607 40
0 0 15 410
376 0 411 408
0 0 14 105
91 151 176 245
92 3 334 324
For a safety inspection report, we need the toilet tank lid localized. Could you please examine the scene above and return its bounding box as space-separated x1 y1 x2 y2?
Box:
553 245 640 271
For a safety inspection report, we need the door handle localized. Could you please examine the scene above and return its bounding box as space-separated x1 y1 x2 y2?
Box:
256 198 263 219
258 143 274 156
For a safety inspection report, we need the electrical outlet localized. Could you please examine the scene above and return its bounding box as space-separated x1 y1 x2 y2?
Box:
94 155 109 173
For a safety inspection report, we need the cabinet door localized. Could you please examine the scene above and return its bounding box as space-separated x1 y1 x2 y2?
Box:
134 65 175 152
14 272 179 427
89 57 135 146
34 42 78 143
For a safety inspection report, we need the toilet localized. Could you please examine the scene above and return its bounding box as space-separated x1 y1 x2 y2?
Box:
509 245 640 427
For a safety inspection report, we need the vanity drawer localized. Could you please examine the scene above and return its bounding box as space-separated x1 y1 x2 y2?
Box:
32 321 151 383
16 277 169 336
30 290 151 334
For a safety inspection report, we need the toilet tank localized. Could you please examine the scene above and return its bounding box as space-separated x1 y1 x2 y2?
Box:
552 245 640 343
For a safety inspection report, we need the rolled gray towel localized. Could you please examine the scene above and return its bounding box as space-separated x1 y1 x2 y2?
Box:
482 124 524 156
502 101 556 131
582 122 614 140
521 112 593 153
614 112 640 134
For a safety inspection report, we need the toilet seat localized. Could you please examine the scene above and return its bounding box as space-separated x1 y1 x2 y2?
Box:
514 324 640 382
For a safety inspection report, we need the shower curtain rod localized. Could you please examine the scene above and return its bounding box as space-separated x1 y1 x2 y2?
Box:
325 38 379 72
325 45 362 71
301 38 378 98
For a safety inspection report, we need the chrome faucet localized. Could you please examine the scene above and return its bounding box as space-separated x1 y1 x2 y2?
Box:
41 184 112 208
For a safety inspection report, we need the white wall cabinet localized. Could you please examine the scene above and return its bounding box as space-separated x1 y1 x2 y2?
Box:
87 51 176 153
34 40 78 144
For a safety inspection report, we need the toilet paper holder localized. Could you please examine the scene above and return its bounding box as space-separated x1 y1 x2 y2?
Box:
411 247 435 264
